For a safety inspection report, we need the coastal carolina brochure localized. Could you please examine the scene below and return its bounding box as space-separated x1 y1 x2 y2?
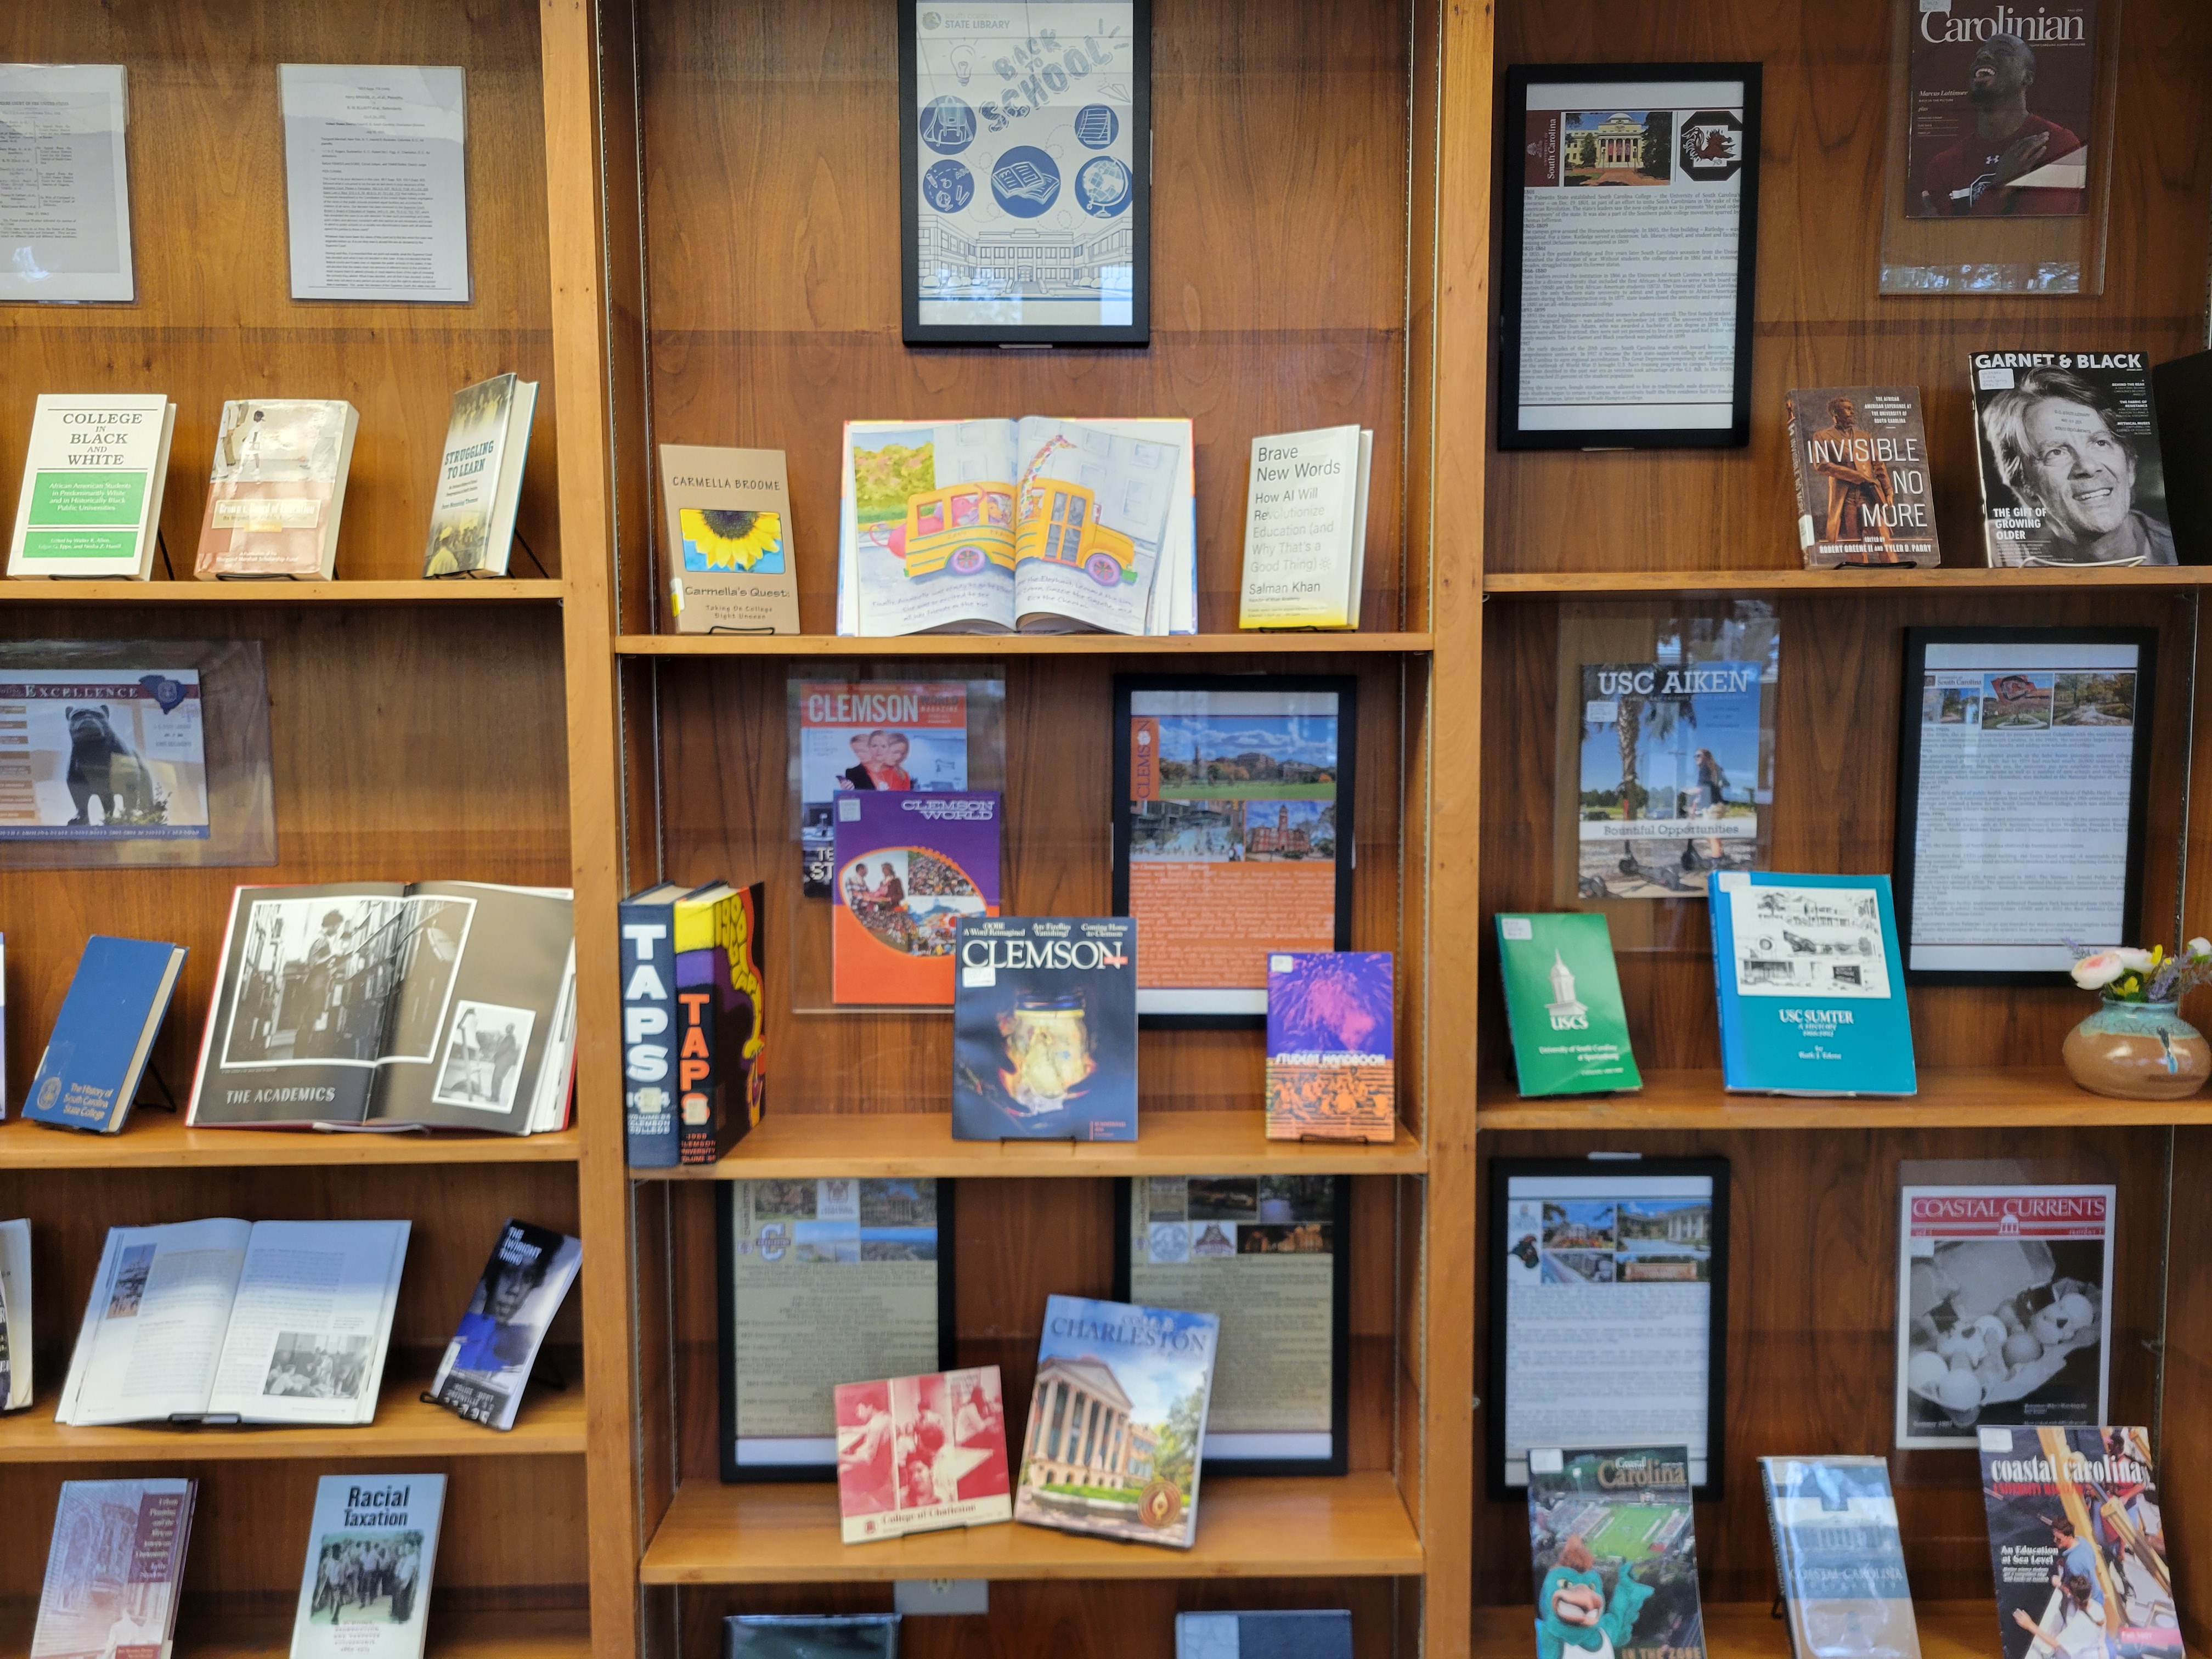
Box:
1526 1446 1706 1659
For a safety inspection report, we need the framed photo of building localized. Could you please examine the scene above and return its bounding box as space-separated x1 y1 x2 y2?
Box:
1497 63 1762 449
1111 673 1356 1027
1114 1175 1350 1476
1894 627 2157 983
717 1177 956 1482
1488 1156 1730 1500
899 0 1150 346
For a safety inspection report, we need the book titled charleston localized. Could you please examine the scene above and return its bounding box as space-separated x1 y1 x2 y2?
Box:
1978 1426 2181 1659
1263 951 1394 1142
1760 1455 1922 1659
1526 1446 1705 1659
952 917 1136 1141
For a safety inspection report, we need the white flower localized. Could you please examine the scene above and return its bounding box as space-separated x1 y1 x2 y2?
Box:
2113 947 2157 970
2189 937 2211 961
2072 952 2127 990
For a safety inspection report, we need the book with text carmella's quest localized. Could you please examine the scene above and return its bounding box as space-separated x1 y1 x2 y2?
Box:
1494 913 1640 1097
8 394 177 578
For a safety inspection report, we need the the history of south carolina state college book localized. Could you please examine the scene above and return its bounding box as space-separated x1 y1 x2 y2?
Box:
952 917 1136 1141
1525 1446 1706 1659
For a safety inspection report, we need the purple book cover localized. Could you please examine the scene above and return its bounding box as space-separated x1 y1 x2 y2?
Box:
1265 951 1396 1142
832 790 1000 1006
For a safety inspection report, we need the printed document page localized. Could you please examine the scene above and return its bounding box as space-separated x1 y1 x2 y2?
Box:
0 64 136 302
58 1218 252 1424
206 1220 410 1424
280 65 469 302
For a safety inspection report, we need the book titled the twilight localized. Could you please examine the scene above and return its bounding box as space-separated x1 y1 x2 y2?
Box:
833 791 1000 1006
1760 1455 1922 1659
1495 913 1640 1097
1978 1426 2182 1659
1263 951 1393 1141
426 1218 582 1431
1177 1611 1351 1658
834 1366 1011 1544
1526 1446 1705 1659
1785 387 1937 567
32 1480 197 1659
1014 1295 1218 1550
952 917 1136 1141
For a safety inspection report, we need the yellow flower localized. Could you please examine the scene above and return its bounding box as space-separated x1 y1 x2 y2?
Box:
682 507 781 572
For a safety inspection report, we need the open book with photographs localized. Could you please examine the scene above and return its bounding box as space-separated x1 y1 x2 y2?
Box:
57 1218 408 1425
187 881 577 1134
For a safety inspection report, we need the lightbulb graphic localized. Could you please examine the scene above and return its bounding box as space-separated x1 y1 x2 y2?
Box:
951 46 974 84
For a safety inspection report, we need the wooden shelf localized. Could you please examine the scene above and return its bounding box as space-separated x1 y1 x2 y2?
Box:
0 1367 586 1462
1476 1066 2212 1129
633 1111 1425 1178
0 1606 590 1659
638 1472 1421 1583
1482 567 2212 596
1474 1601 2205 1658
0 1116 581 1169
616 631 1433 656
0 579 564 604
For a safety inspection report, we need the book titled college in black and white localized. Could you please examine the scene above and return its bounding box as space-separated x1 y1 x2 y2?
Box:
187 880 577 1133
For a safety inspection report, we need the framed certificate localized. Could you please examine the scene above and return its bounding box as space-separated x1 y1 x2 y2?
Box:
1488 1157 1730 1500
1894 627 2157 983
898 0 1150 346
1111 674 1356 1026
1114 1175 1349 1476
1497 64 1762 449
718 1178 956 1482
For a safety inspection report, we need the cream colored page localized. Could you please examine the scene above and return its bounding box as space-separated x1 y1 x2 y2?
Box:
1130 1254 1330 1432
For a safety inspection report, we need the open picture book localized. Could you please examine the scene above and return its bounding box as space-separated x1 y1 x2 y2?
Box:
58 1218 409 1425
839 417 1195 635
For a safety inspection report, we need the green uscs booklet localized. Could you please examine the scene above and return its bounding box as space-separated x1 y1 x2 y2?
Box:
1496 914 1641 1096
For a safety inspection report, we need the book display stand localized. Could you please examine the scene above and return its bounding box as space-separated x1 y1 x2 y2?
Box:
1 3 2207 1659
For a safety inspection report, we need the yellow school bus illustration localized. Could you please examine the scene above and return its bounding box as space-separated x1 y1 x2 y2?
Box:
1014 481 1136 586
877 483 1015 578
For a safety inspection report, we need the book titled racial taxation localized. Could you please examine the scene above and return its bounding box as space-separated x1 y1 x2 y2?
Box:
32 1480 196 1659
952 917 1137 1141
1707 871 1916 1096
1969 351 2175 567
833 791 1000 1006
1978 1426 2181 1659
25 935 188 1134
290 1474 445 1659
1237 425 1373 629
1495 913 1640 1097
194 399 359 579
7 394 177 578
834 1366 1011 1543
1263 951 1393 1141
1759 1456 1922 1659
1785 388 1938 567
422 373 537 577
661 445 802 633
1526 1446 1706 1659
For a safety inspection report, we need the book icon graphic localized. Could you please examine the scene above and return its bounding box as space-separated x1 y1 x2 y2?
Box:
993 160 1058 204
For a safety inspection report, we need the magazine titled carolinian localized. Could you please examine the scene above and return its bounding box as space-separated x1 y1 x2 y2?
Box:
427 1219 581 1431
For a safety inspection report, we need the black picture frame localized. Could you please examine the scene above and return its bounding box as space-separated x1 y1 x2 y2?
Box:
1112 1175 1350 1477
898 0 1152 347
716 1178 958 1483
1894 626 2158 985
1496 63 1762 451
1110 673 1357 1029
1486 1155 1731 1502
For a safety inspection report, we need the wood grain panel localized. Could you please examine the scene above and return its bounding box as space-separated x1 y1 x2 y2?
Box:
0 0 562 579
1486 0 2212 574
2164 1125 2212 1655
0 603 569 1111
635 0 1413 634
1472 1127 2170 1607
1479 590 2193 1080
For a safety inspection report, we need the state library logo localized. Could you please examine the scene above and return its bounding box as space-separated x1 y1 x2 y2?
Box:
1678 110 1744 180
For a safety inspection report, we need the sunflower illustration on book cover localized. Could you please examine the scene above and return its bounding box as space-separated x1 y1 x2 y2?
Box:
680 507 783 573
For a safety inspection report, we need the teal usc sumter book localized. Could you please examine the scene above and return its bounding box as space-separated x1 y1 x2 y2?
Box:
1707 871 1916 1096
1494 913 1641 1096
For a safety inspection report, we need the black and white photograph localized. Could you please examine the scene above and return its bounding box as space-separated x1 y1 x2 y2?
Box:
219 894 474 1068
107 1244 154 1318
264 1332 374 1401
308 1531 426 1626
1971 352 2175 567
429 1001 535 1113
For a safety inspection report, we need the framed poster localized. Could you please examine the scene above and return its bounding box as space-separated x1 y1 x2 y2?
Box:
1488 1156 1730 1500
1114 1174 1349 1476
717 1177 956 1482
1111 674 1355 1026
899 0 1150 346
1498 64 1762 449
1894 627 2155 983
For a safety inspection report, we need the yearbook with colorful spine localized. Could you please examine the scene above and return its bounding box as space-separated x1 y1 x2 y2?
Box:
674 881 768 1161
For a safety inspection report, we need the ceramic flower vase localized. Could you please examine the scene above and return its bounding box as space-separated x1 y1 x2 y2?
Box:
2061 997 2211 1100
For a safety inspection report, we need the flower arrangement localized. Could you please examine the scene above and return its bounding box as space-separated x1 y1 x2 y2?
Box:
2067 938 2212 1002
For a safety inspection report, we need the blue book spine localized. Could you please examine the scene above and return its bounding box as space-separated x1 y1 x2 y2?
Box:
26 935 183 1134
619 896 681 1167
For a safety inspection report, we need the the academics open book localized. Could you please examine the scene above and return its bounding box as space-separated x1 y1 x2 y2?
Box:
58 1218 408 1425
188 881 577 1133
839 417 1195 635
292 1474 445 1659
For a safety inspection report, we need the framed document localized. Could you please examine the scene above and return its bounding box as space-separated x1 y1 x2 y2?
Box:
1488 1157 1730 1499
1112 674 1355 1026
718 1178 955 1481
1115 1175 1348 1476
898 0 1150 346
1894 627 2155 983
1498 64 1762 449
